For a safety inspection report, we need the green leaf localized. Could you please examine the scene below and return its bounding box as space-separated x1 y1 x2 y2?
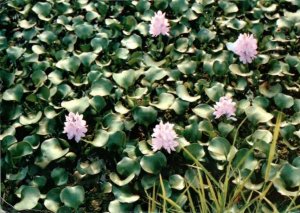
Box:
280 163 300 188
90 78 113 96
268 61 289 76
107 131 126 152
110 173 135 186
91 37 109 53
89 96 106 112
113 70 136 90
259 82 282 98
6 46 25 61
0 70 14 88
154 0 169 10
77 52 98 67
38 31 57 44
229 64 253 76
3 84 23 102
183 143 205 161
183 121 201 143
62 34 77 52
48 70 64 85
143 54 166 67
192 104 214 119
140 151 167 174
213 60 228 76
31 70 47 87
6 167 28 181
219 1 238 14
169 174 185 190
44 188 61 213
205 83 225 101
123 16 137 32
175 38 189 52
61 97 90 113
103 112 124 132
8 142 33 159
136 0 151 12
251 130 273 144
19 19 36 29
143 67 168 83
176 84 200 102
274 93 294 109
112 186 140 203
133 106 157 126
51 168 68 186
227 18 246 30
0 36 8 51
32 2 52 18
19 111 42 125
170 0 189 13
170 98 189 115
108 200 133 213
116 48 129 59
60 186 85 209
197 28 216 43
23 135 40 149
177 60 197 75
35 138 69 168
77 159 103 175
86 11 100 22
91 130 109 147
2 135 17 150
14 186 40 210
208 137 232 161
57 206 73 213
151 93 175 110
56 56 81 73
121 34 142 49
74 23 94 39
115 102 130 114
232 149 258 171
218 122 234 137
117 157 141 177
245 106 274 124
253 96 270 108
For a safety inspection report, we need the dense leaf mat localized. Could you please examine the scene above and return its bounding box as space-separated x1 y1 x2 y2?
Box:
0 0 299 212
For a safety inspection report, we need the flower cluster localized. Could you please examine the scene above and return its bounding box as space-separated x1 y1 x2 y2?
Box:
149 11 170 37
151 121 178 153
227 33 258 64
213 96 237 121
63 112 88 142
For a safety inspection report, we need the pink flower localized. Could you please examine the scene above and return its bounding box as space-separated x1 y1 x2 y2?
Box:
152 121 178 153
213 96 237 121
149 11 170 37
227 33 258 64
63 112 88 142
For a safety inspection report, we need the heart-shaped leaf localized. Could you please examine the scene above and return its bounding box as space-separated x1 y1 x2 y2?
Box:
245 106 273 124
208 137 232 161
60 186 85 209
133 106 157 126
61 97 90 113
140 151 167 174
14 186 40 210
35 138 69 168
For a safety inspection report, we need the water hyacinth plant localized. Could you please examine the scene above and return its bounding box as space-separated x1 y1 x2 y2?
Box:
149 11 170 37
227 33 258 64
151 121 178 153
0 0 299 212
63 112 88 142
213 96 237 120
